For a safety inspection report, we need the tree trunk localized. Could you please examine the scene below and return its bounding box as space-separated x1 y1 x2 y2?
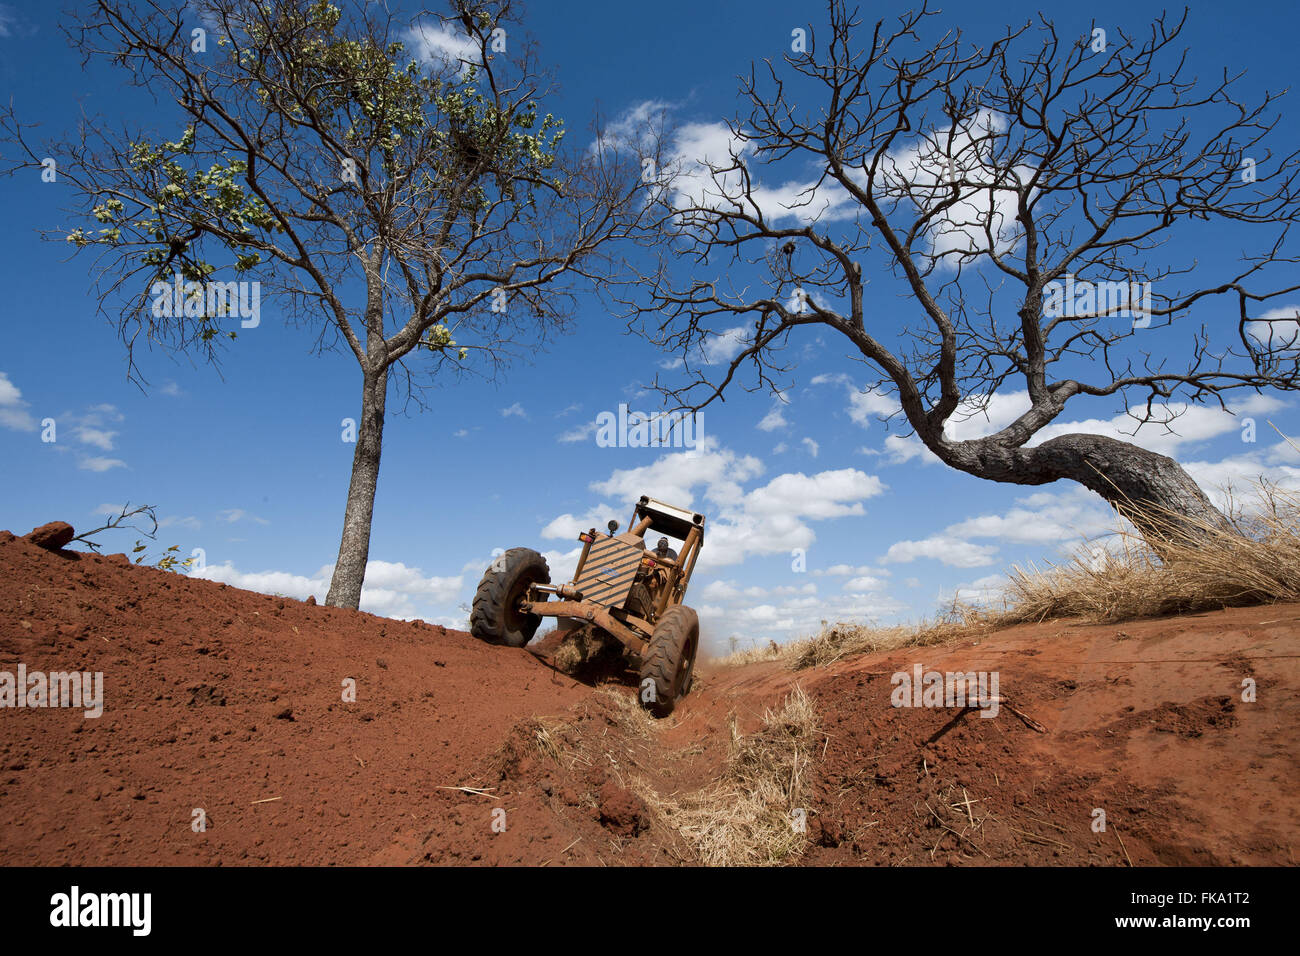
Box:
326 366 388 609
938 432 1232 549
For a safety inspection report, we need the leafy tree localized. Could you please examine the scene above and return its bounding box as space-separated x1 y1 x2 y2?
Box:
4 0 642 607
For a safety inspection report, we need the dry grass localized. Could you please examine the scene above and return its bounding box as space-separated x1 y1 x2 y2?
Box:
787 605 995 670
525 688 656 775
713 484 1300 671
590 684 657 739
706 643 787 667
712 603 996 672
521 686 825 865
1001 484 1300 624
637 686 820 866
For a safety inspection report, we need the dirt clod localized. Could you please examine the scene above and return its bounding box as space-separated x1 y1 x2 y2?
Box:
597 781 649 837
26 521 74 551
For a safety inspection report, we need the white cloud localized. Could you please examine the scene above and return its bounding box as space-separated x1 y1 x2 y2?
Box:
649 324 752 371
863 390 1285 467
74 426 117 451
702 326 749 365
661 120 748 213
697 586 908 652
590 98 673 154
801 437 819 458
540 504 618 540
501 402 527 419
843 575 888 593
673 120 860 225
557 421 596 443
698 579 741 601
1030 393 1285 456
941 390 1034 442
813 563 877 577
564 440 886 569
883 535 999 568
880 434 934 464
1263 435 1300 464
954 573 1009 606
78 456 126 473
744 469 885 518
589 437 764 510
82 403 123 423
219 508 269 525
197 564 323 601
757 401 789 432
1183 454 1300 510
0 5 23 39
359 561 464 616
883 486 1114 568
539 545 583 585
924 389 1285 458
816 376 914 456
945 489 1113 545
158 515 202 531
879 109 1031 263
681 465 884 568
650 105 1030 257
197 559 462 620
628 111 856 227
1246 304 1300 353
404 20 480 72
699 579 817 603
846 387 898 428
0 372 36 431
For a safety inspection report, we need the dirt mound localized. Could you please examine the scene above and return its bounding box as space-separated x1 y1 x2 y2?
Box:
701 612 1298 865
0 528 589 864
0 526 1294 865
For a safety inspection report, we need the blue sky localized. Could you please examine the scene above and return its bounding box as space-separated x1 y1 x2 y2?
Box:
2 0 1299 654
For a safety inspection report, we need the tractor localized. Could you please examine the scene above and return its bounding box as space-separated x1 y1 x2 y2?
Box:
469 495 705 715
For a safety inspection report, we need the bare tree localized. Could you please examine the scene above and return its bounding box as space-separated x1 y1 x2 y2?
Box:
623 2 1300 547
3 0 643 608
70 503 159 552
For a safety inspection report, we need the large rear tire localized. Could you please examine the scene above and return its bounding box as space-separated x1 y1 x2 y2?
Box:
638 605 699 717
470 548 550 648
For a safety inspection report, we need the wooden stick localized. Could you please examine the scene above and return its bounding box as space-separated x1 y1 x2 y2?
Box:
1115 825 1133 867
435 785 496 797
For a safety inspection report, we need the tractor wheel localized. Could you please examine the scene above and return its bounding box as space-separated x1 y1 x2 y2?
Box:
470 548 550 648
638 605 699 717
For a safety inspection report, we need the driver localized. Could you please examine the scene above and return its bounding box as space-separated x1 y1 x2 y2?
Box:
654 537 678 562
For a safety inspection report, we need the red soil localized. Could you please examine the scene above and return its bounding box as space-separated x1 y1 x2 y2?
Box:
0 527 1295 865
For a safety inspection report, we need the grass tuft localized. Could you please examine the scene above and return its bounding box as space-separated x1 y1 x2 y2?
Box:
640 686 820 865
1001 484 1300 624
